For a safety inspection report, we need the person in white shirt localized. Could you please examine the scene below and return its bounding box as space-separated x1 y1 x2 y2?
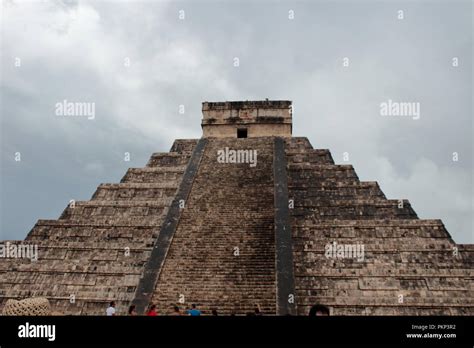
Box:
106 301 116 316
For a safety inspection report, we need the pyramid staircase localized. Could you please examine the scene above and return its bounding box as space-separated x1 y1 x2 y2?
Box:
150 138 276 315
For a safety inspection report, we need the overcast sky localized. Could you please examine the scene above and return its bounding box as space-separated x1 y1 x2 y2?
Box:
1 0 472 244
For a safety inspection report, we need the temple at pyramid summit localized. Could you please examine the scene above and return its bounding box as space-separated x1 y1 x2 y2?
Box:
1 100 472 315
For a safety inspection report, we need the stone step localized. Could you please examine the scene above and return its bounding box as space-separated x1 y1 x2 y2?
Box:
91 183 178 201
292 199 417 219
288 163 357 177
25 220 159 244
290 182 385 199
169 139 199 154
0 291 137 308
1 274 137 288
293 253 469 267
293 227 453 239
329 306 473 316
297 294 473 306
295 288 472 299
146 152 191 167
293 266 472 277
293 239 456 252
286 149 335 165
292 219 444 228
294 305 472 316
284 137 313 151
290 179 376 188
59 199 172 219
294 197 410 207
59 201 171 221
3 261 146 275
120 167 185 183
34 219 161 227
294 276 472 290
0 243 152 261
291 219 461 240
58 215 166 225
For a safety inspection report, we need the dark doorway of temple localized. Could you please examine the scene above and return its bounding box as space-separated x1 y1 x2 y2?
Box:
237 128 248 138
309 304 330 316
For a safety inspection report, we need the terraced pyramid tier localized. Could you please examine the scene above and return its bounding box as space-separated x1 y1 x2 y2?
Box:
0 139 198 315
285 137 473 315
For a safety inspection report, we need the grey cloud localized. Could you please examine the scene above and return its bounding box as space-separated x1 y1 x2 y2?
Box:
1 0 472 243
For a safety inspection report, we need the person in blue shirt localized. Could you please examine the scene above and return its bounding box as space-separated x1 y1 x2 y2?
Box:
187 304 201 316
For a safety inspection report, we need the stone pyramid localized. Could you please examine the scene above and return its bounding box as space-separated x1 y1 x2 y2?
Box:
1 100 472 315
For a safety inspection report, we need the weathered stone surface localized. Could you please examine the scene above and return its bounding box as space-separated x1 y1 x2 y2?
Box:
202 100 292 138
285 137 473 316
0 139 196 315
150 137 276 315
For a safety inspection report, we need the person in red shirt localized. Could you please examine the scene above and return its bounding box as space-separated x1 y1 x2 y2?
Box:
146 304 158 316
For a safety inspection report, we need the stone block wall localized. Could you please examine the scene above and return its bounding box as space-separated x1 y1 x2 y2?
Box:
202 100 292 138
286 137 473 315
0 140 198 315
